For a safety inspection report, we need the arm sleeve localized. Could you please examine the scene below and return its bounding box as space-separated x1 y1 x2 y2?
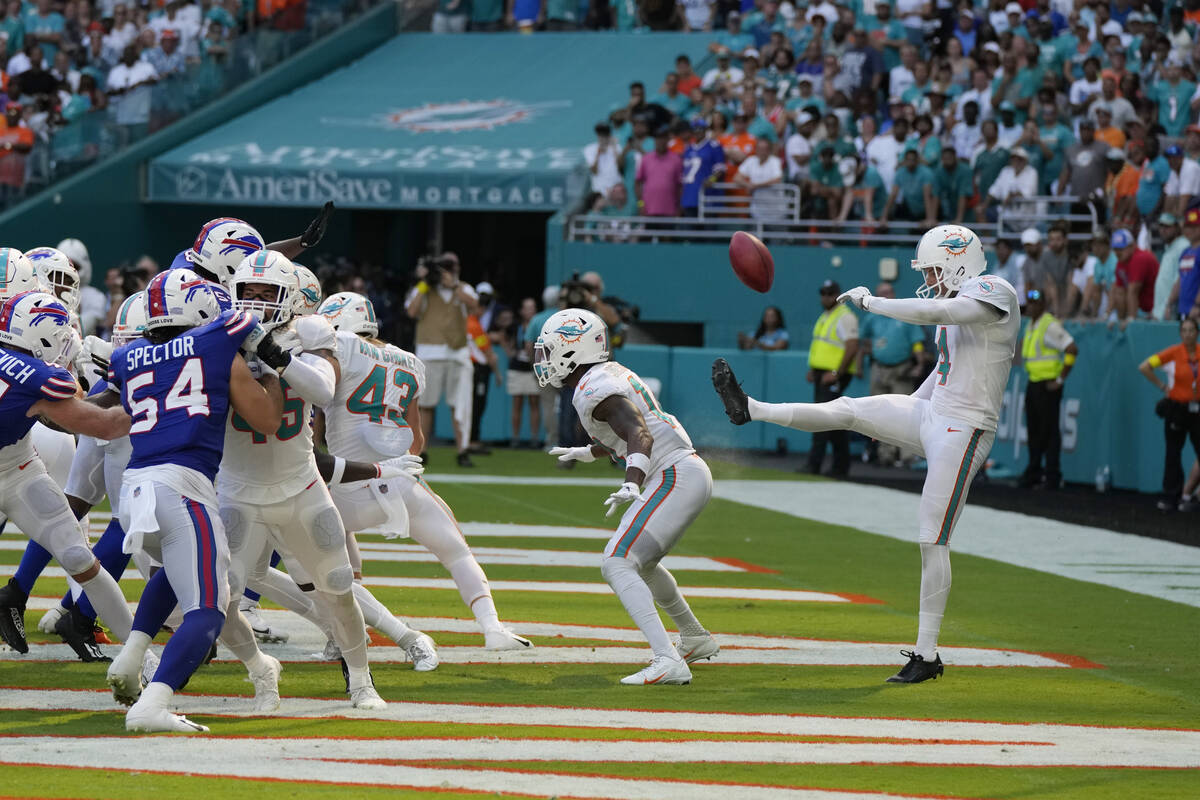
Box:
279 352 337 407
293 314 337 352
866 294 1001 326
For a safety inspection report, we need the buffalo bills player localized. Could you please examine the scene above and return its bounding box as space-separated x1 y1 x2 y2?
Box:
0 291 135 655
103 269 287 732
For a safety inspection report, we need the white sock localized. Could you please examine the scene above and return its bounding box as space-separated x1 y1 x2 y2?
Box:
640 563 707 638
601 557 675 659
319 590 369 672
115 629 152 672
137 680 173 709
218 599 264 667
448 556 502 634
748 396 855 431
78 569 132 641
352 582 417 647
916 543 952 660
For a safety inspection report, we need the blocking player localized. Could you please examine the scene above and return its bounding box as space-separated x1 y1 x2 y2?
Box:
317 291 530 651
0 290 135 655
713 224 1019 683
535 308 716 686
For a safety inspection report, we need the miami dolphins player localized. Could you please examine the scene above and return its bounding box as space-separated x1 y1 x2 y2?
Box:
713 224 1020 683
535 309 716 686
317 291 530 652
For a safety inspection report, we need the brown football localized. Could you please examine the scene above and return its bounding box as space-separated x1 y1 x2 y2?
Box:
728 231 775 293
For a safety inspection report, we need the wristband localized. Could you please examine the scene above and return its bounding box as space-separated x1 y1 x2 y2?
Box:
626 452 651 475
416 281 430 295
328 456 346 486
1063 353 1076 366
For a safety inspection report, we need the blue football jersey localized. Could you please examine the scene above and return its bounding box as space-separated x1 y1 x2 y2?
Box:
109 309 257 480
681 139 725 210
0 349 77 449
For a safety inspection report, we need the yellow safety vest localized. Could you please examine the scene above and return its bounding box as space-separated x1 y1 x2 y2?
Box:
809 304 855 373
1021 313 1064 382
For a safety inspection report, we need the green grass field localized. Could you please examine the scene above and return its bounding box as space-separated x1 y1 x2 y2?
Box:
2 446 1197 799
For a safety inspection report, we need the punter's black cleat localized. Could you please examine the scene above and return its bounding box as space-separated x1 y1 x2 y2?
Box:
0 577 29 654
886 650 944 683
56 606 111 663
712 358 751 425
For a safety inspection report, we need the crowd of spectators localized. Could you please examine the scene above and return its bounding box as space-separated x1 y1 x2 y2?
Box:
570 1 1200 248
0 0 339 204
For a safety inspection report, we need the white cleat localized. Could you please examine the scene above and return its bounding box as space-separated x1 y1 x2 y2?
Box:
249 654 282 712
314 637 341 661
484 628 533 651
37 606 66 634
107 650 146 707
240 601 288 644
349 685 387 710
620 655 692 686
140 649 160 687
676 634 720 664
125 703 209 733
405 632 439 672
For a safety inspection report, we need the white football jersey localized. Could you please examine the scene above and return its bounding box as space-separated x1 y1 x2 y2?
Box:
573 361 695 476
931 275 1020 431
218 317 329 504
324 330 426 463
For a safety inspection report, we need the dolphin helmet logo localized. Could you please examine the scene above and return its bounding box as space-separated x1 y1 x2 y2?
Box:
553 318 592 344
938 233 974 256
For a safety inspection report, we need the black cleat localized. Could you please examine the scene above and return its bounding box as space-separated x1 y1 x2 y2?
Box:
712 358 751 425
55 606 111 663
0 577 29 654
456 451 475 468
886 650 944 683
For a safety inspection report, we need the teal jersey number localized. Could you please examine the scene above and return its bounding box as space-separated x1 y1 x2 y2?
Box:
346 365 417 427
936 327 951 385
627 375 676 428
231 380 304 443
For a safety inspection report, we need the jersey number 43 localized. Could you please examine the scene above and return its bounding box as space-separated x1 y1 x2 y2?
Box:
347 365 418 427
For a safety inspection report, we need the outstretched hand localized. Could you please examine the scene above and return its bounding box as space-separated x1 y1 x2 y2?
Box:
837 286 873 311
300 201 335 249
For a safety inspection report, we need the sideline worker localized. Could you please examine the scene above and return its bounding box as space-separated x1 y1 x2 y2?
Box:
1138 317 1200 511
1018 289 1078 489
807 279 859 477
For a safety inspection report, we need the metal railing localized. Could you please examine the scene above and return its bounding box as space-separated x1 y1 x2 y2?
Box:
569 194 1098 246
699 182 801 222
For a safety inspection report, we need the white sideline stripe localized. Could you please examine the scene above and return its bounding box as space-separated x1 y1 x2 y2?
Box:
0 696 1197 768
0 735 942 800
81 517 617 541
7 570 850 603
709 481 1200 609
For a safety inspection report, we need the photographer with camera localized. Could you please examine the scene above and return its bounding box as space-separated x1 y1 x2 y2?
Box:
405 251 481 467
101 256 154 337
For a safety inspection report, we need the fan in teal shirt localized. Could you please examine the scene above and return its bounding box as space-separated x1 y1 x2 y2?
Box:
889 148 936 219
1037 110 1073 194
22 4 63 62
933 147 973 222
653 76 693 119
0 14 23 54
1151 68 1198 139
1135 148 1171 217
714 16 754 55
861 314 924 366
611 0 639 31
845 159 886 221
472 0 504 26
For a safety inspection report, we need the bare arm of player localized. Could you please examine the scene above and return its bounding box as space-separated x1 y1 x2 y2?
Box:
405 402 426 455
29 397 130 440
85 388 122 408
230 354 284 435
313 450 385 484
864 295 1003 326
592 395 653 487
312 407 327 450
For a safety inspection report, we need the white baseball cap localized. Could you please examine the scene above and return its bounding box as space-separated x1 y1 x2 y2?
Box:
1005 2 1022 14
1021 228 1042 245
475 281 495 295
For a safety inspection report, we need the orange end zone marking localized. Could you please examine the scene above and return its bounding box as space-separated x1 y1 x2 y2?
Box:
367 630 391 647
710 557 779 574
834 592 885 605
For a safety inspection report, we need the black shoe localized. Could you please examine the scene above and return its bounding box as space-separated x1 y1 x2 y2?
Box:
712 358 750 425
1157 498 1177 512
202 642 218 665
456 451 475 467
0 577 29 654
886 650 944 683
55 606 111 663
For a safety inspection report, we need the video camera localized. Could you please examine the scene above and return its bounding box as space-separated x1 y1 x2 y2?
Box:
418 255 457 285
561 272 593 308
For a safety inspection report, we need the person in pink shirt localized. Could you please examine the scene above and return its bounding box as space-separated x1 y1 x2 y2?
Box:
635 127 683 217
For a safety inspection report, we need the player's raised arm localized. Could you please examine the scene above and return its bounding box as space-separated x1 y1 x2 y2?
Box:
841 291 1004 325
229 354 284 435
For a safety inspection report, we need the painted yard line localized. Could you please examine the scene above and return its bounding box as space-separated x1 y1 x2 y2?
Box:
76 519 618 541
0 731 1197 769
708 481 1200 609
0 747 950 800
7 571 861 604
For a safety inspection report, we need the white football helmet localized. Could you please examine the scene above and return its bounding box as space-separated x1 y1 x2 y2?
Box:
143 268 223 332
0 248 46 302
26 247 80 312
56 238 92 285
533 308 609 389
911 224 987 299
185 217 264 286
318 291 378 337
292 264 323 315
111 290 149 347
0 290 77 365
232 249 297 331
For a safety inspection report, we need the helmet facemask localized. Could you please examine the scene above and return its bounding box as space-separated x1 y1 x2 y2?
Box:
236 282 292 331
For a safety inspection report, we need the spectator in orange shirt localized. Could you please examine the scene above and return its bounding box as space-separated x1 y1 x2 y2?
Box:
668 119 690 155
675 54 701 96
719 112 756 189
0 102 34 201
1093 105 1126 150
1139 317 1200 510
1111 142 1143 225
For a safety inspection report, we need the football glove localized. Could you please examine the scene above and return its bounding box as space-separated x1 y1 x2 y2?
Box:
378 454 425 479
837 286 872 311
603 481 641 518
256 330 295 373
301 201 335 249
549 445 596 464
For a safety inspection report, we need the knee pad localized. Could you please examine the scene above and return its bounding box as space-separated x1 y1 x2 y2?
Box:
28 476 69 516
220 506 248 555
309 507 345 552
324 564 354 594
601 555 637 584
58 543 95 574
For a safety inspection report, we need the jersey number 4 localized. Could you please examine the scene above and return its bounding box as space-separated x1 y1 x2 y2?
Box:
347 365 418 427
231 381 305 444
127 358 210 434
936 327 951 385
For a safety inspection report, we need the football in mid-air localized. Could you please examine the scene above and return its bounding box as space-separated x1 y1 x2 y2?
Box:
728 231 774 293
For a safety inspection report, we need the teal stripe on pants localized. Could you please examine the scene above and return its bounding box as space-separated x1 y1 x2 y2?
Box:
614 466 676 558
